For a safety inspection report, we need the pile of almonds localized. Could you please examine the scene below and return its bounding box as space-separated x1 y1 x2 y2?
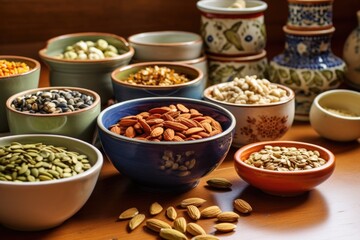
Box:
109 103 223 142
117 178 253 240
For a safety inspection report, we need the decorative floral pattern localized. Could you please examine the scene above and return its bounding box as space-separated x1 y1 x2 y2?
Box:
200 16 266 55
237 115 289 143
287 1 333 29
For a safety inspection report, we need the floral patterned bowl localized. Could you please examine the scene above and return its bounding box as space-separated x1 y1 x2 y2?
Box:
203 81 295 147
197 0 267 56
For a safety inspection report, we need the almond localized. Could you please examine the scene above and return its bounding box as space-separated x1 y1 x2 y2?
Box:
119 118 138 127
206 178 232 189
217 211 240 222
125 126 136 138
110 125 121 134
234 199 252 214
178 117 198 128
180 197 206 208
149 107 172 114
166 206 177 220
173 135 185 142
191 235 220 240
128 213 145 231
146 118 164 125
214 223 236 233
201 122 213 133
150 127 164 138
160 228 188 240
200 205 222 218
184 127 204 136
163 121 189 131
146 218 171 232
187 222 206 236
163 128 175 141
150 201 163 215
176 103 189 113
138 118 151 134
118 207 139 220
173 217 187 233
187 205 201 220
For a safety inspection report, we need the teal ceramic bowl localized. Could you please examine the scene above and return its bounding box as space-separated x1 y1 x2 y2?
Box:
0 55 41 133
6 86 101 143
38 32 134 104
111 62 205 101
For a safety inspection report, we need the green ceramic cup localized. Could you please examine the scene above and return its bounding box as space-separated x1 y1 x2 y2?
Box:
39 32 134 105
0 56 41 133
6 86 101 143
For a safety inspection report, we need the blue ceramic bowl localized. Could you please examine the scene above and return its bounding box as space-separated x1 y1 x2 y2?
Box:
97 97 236 191
111 62 205 101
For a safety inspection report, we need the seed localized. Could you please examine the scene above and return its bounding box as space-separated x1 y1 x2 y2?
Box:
173 217 187 233
234 199 252 214
187 205 201 221
159 228 188 240
118 207 139 220
180 197 206 208
191 235 220 240
200 206 222 218
187 222 206 236
128 213 145 231
214 223 237 232
206 178 232 189
166 206 177 221
216 211 240 222
150 201 163 215
146 218 171 232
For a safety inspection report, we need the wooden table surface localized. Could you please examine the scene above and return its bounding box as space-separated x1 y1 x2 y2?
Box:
1 67 359 240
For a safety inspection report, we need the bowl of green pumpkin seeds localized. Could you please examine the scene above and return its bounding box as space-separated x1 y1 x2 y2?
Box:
0 134 103 231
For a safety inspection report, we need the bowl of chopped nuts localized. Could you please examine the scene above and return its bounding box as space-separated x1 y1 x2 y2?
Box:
111 62 205 101
234 140 335 196
0 134 103 231
309 89 360 142
203 75 295 147
6 86 101 143
0 56 41 133
97 97 236 190
39 32 134 104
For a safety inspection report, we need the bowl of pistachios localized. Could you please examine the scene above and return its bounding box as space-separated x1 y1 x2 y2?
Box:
0 134 103 231
39 32 135 104
234 140 335 196
6 86 101 143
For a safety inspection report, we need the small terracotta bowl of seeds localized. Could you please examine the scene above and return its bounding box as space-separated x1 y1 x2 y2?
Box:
111 62 205 101
6 86 101 143
0 134 103 231
234 140 335 196
0 56 41 133
309 89 360 142
97 97 236 191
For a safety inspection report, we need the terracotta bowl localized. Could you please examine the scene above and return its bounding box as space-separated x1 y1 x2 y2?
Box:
234 141 335 196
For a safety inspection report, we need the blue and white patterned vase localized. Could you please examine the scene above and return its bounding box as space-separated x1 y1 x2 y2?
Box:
269 26 346 121
343 10 360 90
287 0 333 30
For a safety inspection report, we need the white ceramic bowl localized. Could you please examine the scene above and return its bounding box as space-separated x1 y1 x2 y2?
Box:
309 89 360 141
204 81 295 147
128 31 203 61
0 134 103 231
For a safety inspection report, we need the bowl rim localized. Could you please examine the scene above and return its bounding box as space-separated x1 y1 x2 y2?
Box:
6 86 101 117
0 55 41 79
0 134 103 186
111 62 204 90
97 96 236 145
207 50 266 62
128 31 203 46
234 140 335 175
197 0 268 15
313 89 360 120
203 81 295 107
38 32 135 63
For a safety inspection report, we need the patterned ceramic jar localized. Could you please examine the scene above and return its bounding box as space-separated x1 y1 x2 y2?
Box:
207 50 268 86
269 26 346 121
197 0 267 56
343 10 360 90
287 0 333 30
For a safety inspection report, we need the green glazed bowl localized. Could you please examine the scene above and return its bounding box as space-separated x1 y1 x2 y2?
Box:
6 86 101 143
0 55 41 133
39 32 134 105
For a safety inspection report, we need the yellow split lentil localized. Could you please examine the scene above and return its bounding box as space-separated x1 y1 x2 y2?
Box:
0 60 31 77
